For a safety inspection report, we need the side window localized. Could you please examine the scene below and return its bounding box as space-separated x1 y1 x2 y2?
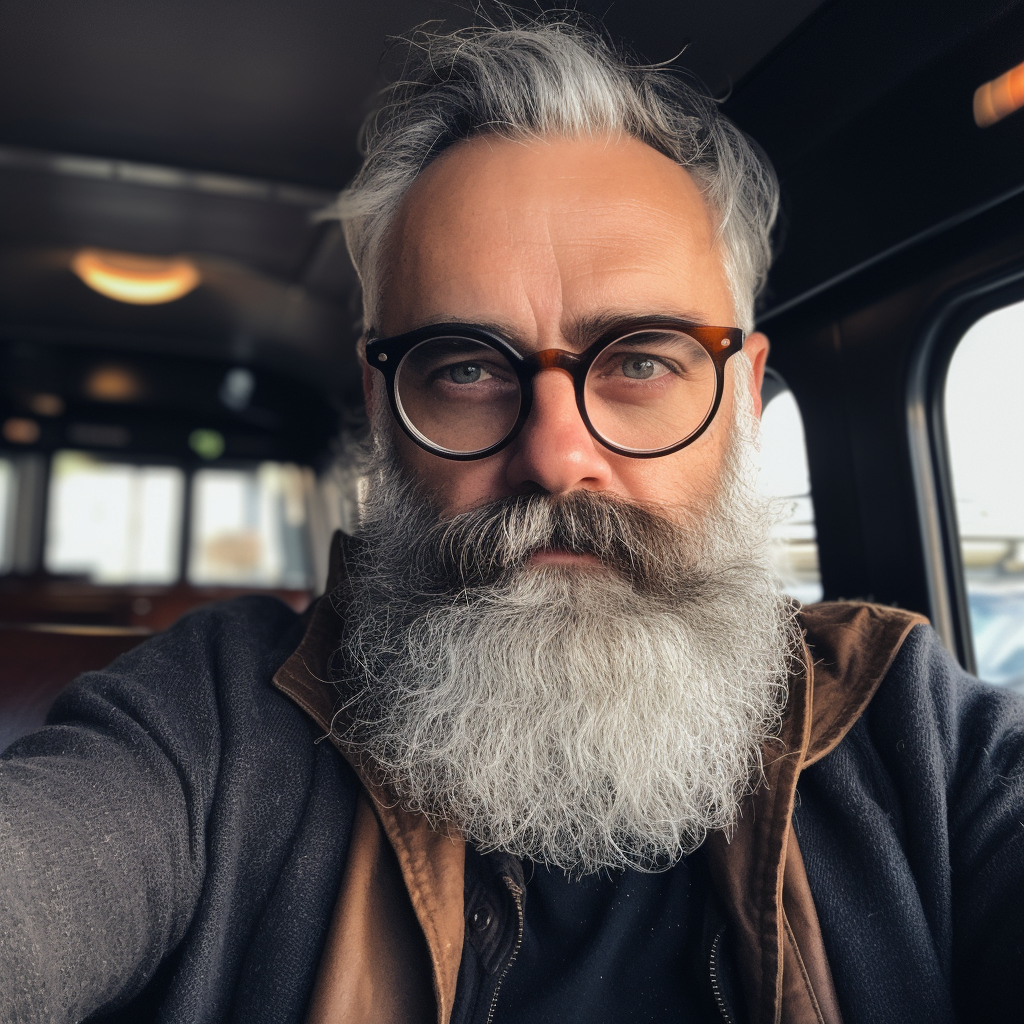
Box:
188 462 312 589
0 456 14 573
758 372 823 604
945 299 1024 689
44 451 184 584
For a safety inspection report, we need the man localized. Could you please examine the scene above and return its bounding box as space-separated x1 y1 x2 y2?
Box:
2 18 1022 1024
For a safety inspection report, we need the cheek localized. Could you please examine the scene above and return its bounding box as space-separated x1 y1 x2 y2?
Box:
609 416 731 512
391 428 511 515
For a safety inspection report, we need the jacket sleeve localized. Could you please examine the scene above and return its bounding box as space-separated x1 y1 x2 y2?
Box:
0 597 300 1023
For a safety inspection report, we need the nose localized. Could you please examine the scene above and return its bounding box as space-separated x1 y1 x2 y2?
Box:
504 368 614 495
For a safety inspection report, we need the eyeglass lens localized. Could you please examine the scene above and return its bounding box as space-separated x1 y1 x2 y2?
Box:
393 330 717 455
395 336 522 454
583 331 717 452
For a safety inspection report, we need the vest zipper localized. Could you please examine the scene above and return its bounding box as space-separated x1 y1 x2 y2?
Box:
485 875 524 1024
709 926 735 1024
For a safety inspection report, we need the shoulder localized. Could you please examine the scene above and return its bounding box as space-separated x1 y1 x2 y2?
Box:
65 594 304 692
118 593 304 672
801 600 1024 790
799 600 928 687
869 619 1024 777
44 595 312 762
798 600 929 765
34 592 357 867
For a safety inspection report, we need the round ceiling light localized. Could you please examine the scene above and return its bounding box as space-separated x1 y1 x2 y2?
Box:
85 366 144 402
71 248 201 305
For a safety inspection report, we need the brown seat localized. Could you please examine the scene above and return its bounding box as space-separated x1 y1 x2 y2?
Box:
0 624 149 752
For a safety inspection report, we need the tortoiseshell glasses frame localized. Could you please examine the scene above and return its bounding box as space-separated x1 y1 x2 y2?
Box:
365 319 745 461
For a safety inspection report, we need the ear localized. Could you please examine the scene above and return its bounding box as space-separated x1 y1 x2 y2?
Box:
742 331 770 419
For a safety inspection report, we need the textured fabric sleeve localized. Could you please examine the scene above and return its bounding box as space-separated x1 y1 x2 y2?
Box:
0 596 301 1023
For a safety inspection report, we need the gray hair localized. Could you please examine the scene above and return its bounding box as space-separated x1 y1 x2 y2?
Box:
327 17 779 334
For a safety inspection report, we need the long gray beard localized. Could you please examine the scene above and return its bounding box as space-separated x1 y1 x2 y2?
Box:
338 363 799 874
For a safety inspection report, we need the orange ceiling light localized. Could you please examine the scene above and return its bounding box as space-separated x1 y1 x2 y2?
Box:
71 248 201 304
85 366 144 402
3 418 40 444
974 58 1024 128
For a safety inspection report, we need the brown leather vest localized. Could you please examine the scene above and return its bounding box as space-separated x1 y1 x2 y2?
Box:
273 539 926 1024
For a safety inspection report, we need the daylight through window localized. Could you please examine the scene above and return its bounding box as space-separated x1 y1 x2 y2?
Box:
188 463 312 589
946 298 1024 691
44 451 184 584
758 382 823 604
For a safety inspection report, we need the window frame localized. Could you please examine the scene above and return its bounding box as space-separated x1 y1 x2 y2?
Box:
908 259 1024 674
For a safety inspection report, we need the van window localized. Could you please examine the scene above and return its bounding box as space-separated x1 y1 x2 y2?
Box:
759 381 823 604
0 457 14 573
44 451 184 584
188 463 312 589
945 299 1024 689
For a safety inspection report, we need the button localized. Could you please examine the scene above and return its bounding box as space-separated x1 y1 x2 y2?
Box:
470 907 493 931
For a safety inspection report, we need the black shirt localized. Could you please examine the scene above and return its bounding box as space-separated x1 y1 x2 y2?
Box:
494 857 720 1023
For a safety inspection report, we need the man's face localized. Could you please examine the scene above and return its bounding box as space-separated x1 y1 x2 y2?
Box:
346 135 791 870
367 133 770 539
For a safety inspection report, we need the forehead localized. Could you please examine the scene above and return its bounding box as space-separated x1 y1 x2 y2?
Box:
378 133 735 340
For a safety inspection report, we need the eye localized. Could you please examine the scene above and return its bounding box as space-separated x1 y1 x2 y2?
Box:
622 356 657 379
617 354 673 380
447 362 490 384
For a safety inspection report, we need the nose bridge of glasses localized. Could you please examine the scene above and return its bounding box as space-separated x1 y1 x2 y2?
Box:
525 348 582 378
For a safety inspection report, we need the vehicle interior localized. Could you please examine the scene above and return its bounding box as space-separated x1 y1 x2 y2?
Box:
3 0 1024 749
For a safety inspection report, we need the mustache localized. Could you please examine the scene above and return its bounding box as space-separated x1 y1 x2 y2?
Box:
393 488 713 596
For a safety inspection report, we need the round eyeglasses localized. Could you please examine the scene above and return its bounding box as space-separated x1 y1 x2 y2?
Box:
365 320 745 461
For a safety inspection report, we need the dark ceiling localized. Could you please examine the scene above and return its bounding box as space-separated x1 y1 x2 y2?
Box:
0 1 825 186
725 0 1024 321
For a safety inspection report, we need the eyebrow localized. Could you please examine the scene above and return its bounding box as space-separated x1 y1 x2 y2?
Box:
562 310 714 350
371 309 716 350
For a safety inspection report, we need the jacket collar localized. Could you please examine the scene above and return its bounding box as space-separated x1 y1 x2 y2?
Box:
273 532 927 1024
704 600 927 1024
273 534 465 1024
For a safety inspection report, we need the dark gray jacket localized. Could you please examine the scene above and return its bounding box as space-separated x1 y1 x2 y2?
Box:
1 595 1022 1023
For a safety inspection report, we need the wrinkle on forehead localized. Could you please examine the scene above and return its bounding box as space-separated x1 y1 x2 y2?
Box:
378 133 735 343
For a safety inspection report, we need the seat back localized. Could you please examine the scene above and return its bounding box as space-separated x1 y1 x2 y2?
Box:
0 625 149 751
